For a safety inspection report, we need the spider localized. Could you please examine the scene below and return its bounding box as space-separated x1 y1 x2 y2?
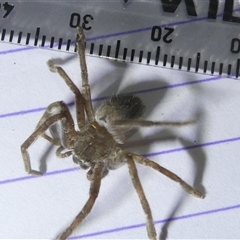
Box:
21 26 205 240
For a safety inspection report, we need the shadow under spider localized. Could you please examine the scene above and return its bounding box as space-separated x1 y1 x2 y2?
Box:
119 86 206 239
39 144 54 173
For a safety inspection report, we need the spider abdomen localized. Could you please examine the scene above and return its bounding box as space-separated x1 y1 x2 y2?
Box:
96 95 145 124
95 95 146 144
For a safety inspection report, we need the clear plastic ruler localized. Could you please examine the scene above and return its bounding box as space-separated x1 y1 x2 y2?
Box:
1 0 240 78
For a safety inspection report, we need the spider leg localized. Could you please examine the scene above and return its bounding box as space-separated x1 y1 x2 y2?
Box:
21 101 76 176
40 133 60 146
35 103 65 146
56 163 104 240
56 146 72 158
76 26 95 123
86 164 109 181
113 119 195 128
126 155 157 240
47 60 86 130
128 153 205 199
36 101 75 147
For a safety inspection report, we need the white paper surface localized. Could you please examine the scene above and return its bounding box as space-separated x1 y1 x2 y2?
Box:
0 42 240 239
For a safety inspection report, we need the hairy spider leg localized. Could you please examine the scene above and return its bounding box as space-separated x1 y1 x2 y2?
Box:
129 153 205 199
21 101 76 176
56 163 104 240
113 119 196 127
125 151 205 240
77 26 95 123
47 60 86 130
127 155 157 240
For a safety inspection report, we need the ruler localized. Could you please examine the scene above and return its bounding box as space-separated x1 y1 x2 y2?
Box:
1 0 240 78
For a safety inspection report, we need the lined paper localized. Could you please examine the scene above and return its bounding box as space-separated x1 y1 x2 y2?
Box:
0 41 240 239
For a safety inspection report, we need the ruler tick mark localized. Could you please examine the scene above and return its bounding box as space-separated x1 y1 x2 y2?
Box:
147 52 151 64
50 37 54 48
115 40 120 59
41 35 46 47
90 43 94 54
98 44 103 56
139 51 143 63
107 45 111 57
204 61 208 73
195 52 200 72
1 29 6 41
58 38 63 50
236 59 240 78
227 64 232 75
187 58 192 71
123 48 127 60
130 49 135 61
9 30 14 42
34 27 40 46
26 33 30 45
66 39 71 51
155 46 160 65
179 56 183 69
17 32 22 44
211 62 215 74
163 54 168 66
219 63 223 75
171 55 175 68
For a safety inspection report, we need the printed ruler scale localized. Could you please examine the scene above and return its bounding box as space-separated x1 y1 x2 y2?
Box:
1 0 240 78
